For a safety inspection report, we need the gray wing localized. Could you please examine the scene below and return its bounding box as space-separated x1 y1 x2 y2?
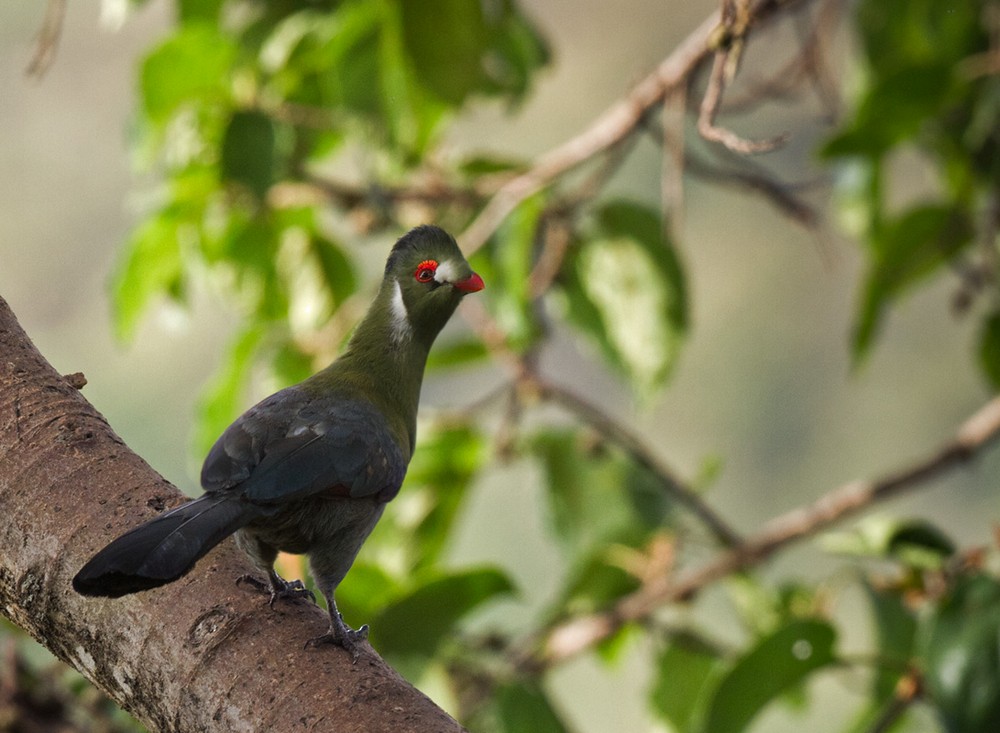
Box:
200 387 407 505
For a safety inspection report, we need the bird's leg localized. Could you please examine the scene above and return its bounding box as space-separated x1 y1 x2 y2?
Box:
305 592 368 662
237 569 315 607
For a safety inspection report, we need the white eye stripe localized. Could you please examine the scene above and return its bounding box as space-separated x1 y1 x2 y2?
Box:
433 259 458 284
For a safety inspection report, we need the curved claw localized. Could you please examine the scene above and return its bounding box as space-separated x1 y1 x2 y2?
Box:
305 616 369 663
237 573 316 607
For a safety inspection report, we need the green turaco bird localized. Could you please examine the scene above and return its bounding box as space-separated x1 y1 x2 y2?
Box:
73 225 484 658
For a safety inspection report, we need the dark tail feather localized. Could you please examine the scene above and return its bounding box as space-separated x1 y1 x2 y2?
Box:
73 494 257 598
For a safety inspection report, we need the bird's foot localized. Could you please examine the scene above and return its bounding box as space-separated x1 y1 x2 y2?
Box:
305 613 369 663
237 574 316 608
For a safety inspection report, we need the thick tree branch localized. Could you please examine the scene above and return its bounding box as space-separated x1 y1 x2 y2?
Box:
520 395 1000 672
0 295 465 733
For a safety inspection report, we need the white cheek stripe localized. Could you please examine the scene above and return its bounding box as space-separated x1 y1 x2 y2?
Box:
433 259 459 285
390 280 412 343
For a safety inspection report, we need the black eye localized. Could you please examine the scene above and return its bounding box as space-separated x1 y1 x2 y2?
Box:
415 260 437 283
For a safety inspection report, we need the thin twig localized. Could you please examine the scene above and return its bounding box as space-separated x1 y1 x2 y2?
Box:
532 376 744 548
459 0 810 255
697 50 790 154
519 395 1000 673
26 0 67 79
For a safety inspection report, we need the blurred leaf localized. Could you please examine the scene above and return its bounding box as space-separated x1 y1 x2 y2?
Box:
494 681 570 733
650 636 725 733
220 110 278 198
475 193 545 350
400 0 488 105
111 212 185 341
371 567 514 658
864 582 917 702
310 234 358 309
552 548 641 618
480 0 551 100
852 204 973 359
530 428 671 556
178 0 224 23
193 325 265 456
402 422 486 571
920 573 1000 733
336 561 403 627
821 64 954 159
563 200 687 398
855 0 983 76
703 619 837 733
140 24 236 125
978 311 1000 389
822 516 956 570
425 337 489 371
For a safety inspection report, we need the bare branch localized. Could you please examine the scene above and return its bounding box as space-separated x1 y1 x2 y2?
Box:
522 395 1000 671
696 50 790 154
26 0 67 79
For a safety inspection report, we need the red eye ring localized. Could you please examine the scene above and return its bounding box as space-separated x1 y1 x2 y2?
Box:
415 260 438 283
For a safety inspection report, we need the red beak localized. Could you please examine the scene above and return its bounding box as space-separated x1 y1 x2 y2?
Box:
453 272 485 293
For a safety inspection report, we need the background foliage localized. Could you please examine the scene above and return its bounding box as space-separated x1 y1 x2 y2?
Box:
4 0 1000 731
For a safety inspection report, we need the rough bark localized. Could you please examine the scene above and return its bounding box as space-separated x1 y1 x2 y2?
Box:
0 294 466 733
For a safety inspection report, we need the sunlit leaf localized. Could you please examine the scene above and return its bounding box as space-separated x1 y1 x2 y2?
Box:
140 24 236 125
111 212 185 341
563 200 687 398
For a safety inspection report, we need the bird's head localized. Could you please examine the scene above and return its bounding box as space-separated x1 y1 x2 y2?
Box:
379 225 484 346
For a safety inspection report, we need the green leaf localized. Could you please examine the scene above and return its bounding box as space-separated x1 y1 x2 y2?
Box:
479 0 551 101
553 549 641 618
822 516 956 570
425 338 489 371
494 681 570 733
336 561 403 627
193 325 265 456
822 64 955 159
111 212 185 341
401 422 485 571
178 0 224 23
220 110 278 198
852 204 973 359
651 636 724 733
400 0 488 105
703 619 837 733
920 573 1000 733
564 200 687 398
310 234 358 309
140 24 236 125
475 193 546 351
864 583 916 702
978 311 1000 389
371 567 514 658
531 428 669 555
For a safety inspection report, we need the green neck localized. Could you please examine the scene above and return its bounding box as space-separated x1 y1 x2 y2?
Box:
316 281 439 452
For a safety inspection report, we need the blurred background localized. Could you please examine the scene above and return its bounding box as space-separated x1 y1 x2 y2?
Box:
1 2 996 731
